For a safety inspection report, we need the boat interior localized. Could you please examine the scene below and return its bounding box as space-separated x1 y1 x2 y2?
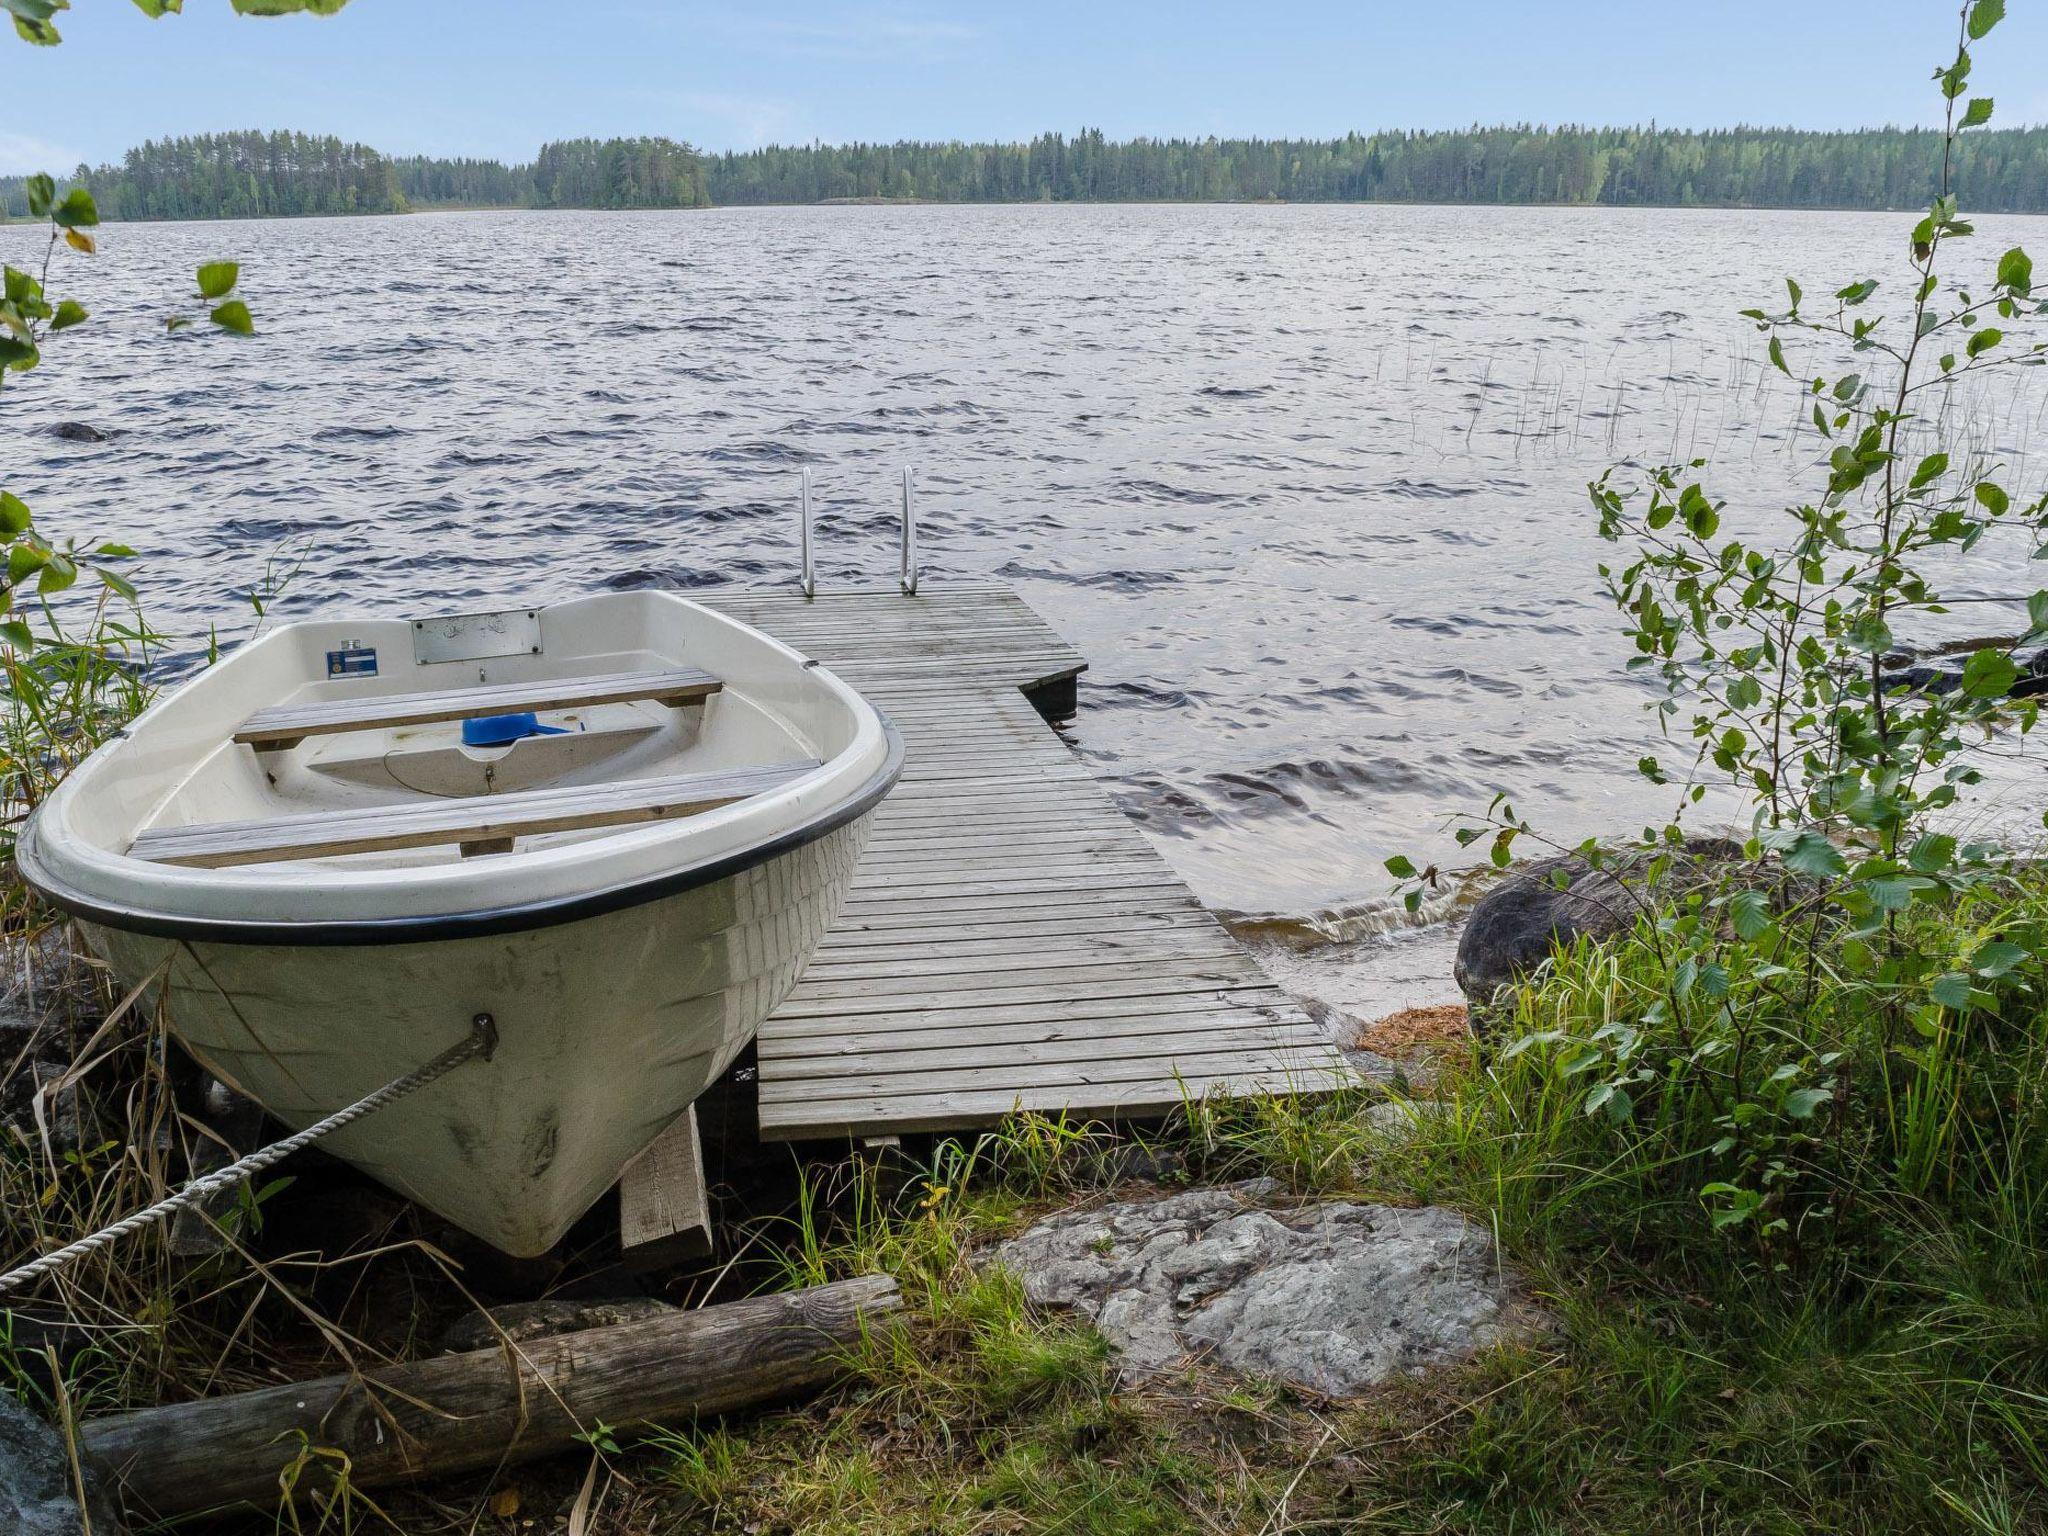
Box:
112 600 850 874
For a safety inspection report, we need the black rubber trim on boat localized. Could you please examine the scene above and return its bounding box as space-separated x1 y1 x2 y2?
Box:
15 718 906 948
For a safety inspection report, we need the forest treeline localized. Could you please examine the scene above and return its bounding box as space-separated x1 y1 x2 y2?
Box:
0 132 709 219
7 124 2048 219
707 125 2048 210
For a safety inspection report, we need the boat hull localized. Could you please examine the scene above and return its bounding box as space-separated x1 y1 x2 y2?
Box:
81 812 872 1257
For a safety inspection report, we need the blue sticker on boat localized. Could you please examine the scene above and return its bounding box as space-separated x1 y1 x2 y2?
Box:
326 646 378 678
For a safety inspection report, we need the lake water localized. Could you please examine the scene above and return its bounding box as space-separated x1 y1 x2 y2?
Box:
10 203 2048 1000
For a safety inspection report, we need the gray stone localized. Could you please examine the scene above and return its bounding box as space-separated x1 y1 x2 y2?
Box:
0 1390 123 1535
1882 637 2048 699
989 1179 1533 1397
45 423 109 444
438 1295 673 1354
1338 1044 1401 1083
1362 1097 1445 1134
1454 839 1744 1005
1077 1141 1187 1189
0 930 103 1157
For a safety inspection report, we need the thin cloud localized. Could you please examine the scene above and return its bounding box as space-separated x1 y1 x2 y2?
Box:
0 131 86 176
705 9 978 62
674 92 806 150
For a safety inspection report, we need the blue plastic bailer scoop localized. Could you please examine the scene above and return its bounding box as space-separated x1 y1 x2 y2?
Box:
461 712 570 747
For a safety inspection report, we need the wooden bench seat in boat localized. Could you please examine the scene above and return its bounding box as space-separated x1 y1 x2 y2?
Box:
127 759 820 869
234 667 724 751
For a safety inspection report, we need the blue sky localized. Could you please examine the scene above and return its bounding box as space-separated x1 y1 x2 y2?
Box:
6 1 2044 173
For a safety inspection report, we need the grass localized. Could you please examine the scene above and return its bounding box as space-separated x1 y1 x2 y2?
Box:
1 586 2042 1531
6 865 2046 1532
596 868 2048 1535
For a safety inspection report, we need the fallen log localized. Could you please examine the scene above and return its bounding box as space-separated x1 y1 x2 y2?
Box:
81 1272 902 1521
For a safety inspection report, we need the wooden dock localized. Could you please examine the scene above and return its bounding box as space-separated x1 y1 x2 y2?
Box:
701 584 1347 1141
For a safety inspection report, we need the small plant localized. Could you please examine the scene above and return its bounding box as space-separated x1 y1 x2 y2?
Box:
1392 0 2048 1253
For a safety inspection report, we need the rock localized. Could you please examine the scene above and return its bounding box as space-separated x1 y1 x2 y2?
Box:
1880 637 2048 699
438 1295 673 1354
1338 1044 1401 1083
0 1390 123 1535
45 422 109 444
989 1179 1534 1396
1454 839 1744 1005
1362 1097 1444 1134
1077 1141 1188 1189
0 930 107 1157
1 1062 80 1157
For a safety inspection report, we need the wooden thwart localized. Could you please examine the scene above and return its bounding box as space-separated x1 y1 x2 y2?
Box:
697 584 1348 1142
234 666 722 751
129 759 817 869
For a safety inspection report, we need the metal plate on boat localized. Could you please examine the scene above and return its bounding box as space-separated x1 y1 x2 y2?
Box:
411 607 543 666
325 644 379 678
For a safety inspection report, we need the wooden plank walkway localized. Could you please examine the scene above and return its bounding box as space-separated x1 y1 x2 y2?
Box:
700 583 1347 1141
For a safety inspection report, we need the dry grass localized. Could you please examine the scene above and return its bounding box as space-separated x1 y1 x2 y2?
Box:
1355 1004 1471 1062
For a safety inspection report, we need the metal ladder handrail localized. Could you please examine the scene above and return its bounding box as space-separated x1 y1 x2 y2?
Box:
794 467 919 600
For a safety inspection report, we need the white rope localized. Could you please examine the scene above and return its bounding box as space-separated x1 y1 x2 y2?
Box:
0 1013 497 1294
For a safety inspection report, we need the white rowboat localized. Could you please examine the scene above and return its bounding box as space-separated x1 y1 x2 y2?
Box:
20 592 900 1256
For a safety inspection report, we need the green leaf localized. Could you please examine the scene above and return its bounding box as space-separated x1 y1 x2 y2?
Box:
1863 876 1933 912
208 299 254 335
129 0 183 13
48 299 87 332
1910 453 1948 490
0 337 38 372
1931 972 1974 1010
1907 833 1957 874
1767 335 1788 375
230 0 352 12
1972 941 2028 978
1960 646 2020 698
1383 855 1417 879
1727 888 1772 941
22 173 54 219
6 543 47 584
1961 97 1994 129
1784 1087 1831 1120
1968 0 2005 39
0 620 32 653
1977 481 2011 515
1997 246 2033 295
0 492 31 536
49 187 98 229
1941 46 1972 101
1967 327 2002 359
1780 831 1846 881
96 567 137 602
9 10 61 44
35 559 74 595
195 260 239 299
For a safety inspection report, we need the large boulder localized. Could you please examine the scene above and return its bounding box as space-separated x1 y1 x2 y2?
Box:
1454 839 1744 1005
989 1179 1534 1396
0 1391 123 1535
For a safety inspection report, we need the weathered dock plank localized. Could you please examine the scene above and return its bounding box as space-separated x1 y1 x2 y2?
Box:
701 583 1345 1141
